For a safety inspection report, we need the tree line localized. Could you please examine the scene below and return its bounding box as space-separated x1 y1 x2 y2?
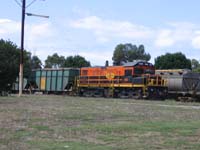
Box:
0 39 200 91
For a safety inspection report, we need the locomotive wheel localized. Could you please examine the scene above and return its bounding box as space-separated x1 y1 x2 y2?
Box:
93 90 104 97
133 90 142 99
129 90 142 99
83 90 93 97
103 89 110 98
118 90 129 99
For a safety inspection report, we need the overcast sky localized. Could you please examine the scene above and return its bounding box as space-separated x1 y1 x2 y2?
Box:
1 0 200 65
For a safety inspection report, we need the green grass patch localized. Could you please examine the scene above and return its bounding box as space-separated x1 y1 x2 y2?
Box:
63 120 200 137
95 121 200 135
13 129 34 139
28 140 113 150
1 95 200 149
31 125 52 131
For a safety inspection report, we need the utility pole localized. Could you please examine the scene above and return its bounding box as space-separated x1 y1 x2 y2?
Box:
18 0 48 96
19 0 26 96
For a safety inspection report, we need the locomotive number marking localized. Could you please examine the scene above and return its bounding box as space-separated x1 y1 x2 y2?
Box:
106 72 115 80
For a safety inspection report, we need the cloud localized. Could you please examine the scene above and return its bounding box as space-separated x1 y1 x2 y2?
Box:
192 31 200 49
70 16 200 50
70 16 200 51
27 23 53 37
0 18 55 52
70 16 153 43
155 29 174 47
1 16 200 65
155 22 199 48
72 6 91 17
0 19 21 36
25 22 55 48
76 51 113 66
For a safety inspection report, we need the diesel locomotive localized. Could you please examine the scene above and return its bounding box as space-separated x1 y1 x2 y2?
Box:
77 60 168 99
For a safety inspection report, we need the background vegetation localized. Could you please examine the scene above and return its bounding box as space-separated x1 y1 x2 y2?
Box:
154 52 192 69
0 38 200 91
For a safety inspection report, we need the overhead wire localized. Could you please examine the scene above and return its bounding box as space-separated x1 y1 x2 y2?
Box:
14 0 22 7
26 0 37 8
14 0 39 8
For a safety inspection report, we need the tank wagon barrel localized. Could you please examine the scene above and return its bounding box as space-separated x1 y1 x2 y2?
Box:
156 69 200 100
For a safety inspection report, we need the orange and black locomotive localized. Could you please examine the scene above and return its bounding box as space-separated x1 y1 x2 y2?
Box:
77 60 168 99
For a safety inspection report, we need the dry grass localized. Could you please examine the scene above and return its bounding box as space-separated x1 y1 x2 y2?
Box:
0 95 200 150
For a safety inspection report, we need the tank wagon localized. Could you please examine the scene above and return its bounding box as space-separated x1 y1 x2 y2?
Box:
77 61 168 99
30 68 79 94
155 69 200 99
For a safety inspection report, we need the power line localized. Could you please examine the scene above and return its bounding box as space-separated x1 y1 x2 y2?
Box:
14 0 22 7
14 0 39 8
26 0 37 8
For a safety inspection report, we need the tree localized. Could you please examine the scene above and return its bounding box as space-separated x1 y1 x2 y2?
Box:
112 43 151 65
0 39 31 91
23 51 32 78
154 52 191 69
44 53 65 68
64 55 91 68
191 59 200 72
31 55 42 69
0 39 19 91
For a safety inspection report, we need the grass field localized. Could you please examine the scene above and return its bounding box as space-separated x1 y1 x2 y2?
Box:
0 95 200 150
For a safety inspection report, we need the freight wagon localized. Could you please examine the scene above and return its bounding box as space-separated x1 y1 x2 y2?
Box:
29 68 79 94
156 69 200 100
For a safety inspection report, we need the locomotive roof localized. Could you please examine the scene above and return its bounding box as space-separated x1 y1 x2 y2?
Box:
81 60 153 69
122 60 153 67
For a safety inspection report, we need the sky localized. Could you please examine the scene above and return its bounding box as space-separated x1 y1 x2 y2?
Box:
1 0 200 66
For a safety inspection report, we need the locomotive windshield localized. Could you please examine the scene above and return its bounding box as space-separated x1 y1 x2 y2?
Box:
144 69 155 74
134 68 144 74
134 68 155 75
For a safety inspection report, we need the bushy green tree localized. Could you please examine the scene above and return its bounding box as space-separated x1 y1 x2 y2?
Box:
155 52 191 69
44 53 90 68
112 43 151 65
31 55 42 69
44 53 65 68
0 39 19 91
64 55 91 68
0 39 31 91
191 59 200 72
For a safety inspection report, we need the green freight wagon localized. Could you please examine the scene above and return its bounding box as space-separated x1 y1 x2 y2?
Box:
31 68 79 93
